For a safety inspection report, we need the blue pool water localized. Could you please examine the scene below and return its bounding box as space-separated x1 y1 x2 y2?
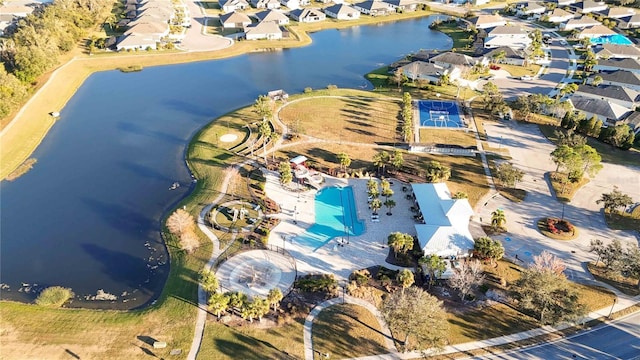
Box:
418 100 464 128
294 186 365 251
590 34 633 46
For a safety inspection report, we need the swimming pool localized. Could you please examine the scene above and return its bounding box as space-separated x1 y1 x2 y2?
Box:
590 34 633 46
294 186 365 251
418 100 465 128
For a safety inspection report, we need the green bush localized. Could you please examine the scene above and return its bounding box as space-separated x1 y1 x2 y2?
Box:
35 286 74 307
304 87 312 93
350 269 371 286
294 274 337 293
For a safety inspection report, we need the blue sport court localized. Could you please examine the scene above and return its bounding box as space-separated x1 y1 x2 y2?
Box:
294 186 365 251
418 100 465 128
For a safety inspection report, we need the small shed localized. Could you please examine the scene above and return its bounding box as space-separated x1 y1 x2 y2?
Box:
290 155 307 167
268 89 289 101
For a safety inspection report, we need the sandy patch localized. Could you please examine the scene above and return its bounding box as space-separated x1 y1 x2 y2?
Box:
219 134 238 143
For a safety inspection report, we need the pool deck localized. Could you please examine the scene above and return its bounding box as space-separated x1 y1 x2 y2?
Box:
264 170 424 280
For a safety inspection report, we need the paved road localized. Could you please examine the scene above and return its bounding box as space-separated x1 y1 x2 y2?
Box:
179 0 233 52
470 312 640 359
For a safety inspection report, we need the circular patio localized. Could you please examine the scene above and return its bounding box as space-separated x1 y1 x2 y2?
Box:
216 249 296 298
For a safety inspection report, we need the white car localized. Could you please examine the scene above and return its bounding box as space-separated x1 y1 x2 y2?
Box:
520 75 533 80
560 39 568 46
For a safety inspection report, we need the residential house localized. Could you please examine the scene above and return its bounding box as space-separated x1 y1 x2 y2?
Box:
570 0 608 14
551 0 577 6
620 111 640 134
463 14 507 30
250 0 281 9
598 6 635 19
595 58 640 74
399 61 462 84
220 11 252 28
353 0 391 16
383 0 419 12
546 8 574 23
289 8 326 22
618 14 640 30
279 0 309 9
254 9 289 24
125 22 170 39
578 24 616 38
429 52 476 69
516 2 546 17
219 0 250 13
484 25 532 49
116 34 158 51
324 4 361 20
243 20 283 39
137 7 174 22
453 0 489 5
560 16 601 30
316 0 344 4
590 70 640 91
0 4 35 17
483 46 529 66
411 183 475 258
569 96 632 125
594 44 640 59
575 84 640 108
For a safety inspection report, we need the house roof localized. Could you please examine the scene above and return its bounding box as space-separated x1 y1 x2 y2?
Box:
595 44 640 58
467 14 506 26
289 8 325 19
324 4 359 15
620 14 640 24
290 155 307 165
548 8 573 18
411 183 474 257
572 0 607 10
566 16 601 26
254 9 288 22
599 70 640 86
401 61 447 77
576 84 640 102
598 58 640 70
244 20 281 35
570 96 632 120
220 11 252 24
622 111 640 129
523 2 545 11
487 25 529 36
117 34 157 48
430 52 475 66
219 0 249 7
600 7 635 18
580 24 616 36
354 0 389 10
484 46 528 59
383 0 419 6
124 22 168 35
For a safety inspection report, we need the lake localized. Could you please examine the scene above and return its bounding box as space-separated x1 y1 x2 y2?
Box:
0 16 452 309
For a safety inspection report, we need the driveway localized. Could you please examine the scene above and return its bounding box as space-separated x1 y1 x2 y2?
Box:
476 120 639 281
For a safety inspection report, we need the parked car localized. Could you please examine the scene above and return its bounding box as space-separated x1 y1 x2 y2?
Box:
559 39 568 46
489 64 501 70
520 75 533 80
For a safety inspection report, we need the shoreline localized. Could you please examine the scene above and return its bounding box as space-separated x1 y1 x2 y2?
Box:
0 10 446 180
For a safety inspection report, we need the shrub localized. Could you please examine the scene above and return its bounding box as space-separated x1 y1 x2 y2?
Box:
350 269 371 286
304 87 312 93
294 274 337 293
327 84 338 90
35 286 74 307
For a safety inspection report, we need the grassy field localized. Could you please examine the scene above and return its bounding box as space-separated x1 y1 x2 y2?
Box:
418 128 477 147
603 212 640 232
431 21 475 52
311 304 388 359
587 263 640 297
498 64 541 78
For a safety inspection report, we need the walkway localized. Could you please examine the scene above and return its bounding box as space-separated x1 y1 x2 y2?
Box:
303 295 398 360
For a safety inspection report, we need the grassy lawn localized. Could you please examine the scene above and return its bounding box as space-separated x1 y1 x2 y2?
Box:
311 304 389 359
548 171 590 202
539 124 640 167
418 128 477 147
278 94 401 144
430 21 475 52
498 64 541 79
486 155 526 203
587 263 640 297
603 212 640 232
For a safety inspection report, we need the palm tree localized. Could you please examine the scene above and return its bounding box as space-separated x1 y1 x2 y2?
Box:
425 161 451 183
199 269 219 294
336 152 351 172
373 151 390 176
253 95 273 121
397 269 415 294
229 291 247 315
419 255 446 289
388 232 405 256
269 132 280 162
491 209 507 231
267 288 283 312
258 120 272 163
391 150 404 172
592 75 603 86
371 198 382 215
382 187 394 200
367 179 379 198
253 296 270 322
384 198 396 216
208 292 230 319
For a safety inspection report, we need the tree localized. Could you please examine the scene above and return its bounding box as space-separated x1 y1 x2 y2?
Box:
367 179 379 198
496 162 525 188
512 268 586 325
208 292 230 319
531 251 566 276
491 208 506 231
384 198 396 216
252 296 270 322
258 120 272 162
373 151 390 176
550 145 582 174
481 81 508 114
449 260 484 302
387 232 413 256
253 95 273 121
391 149 404 171
424 161 451 183
381 287 448 352
555 129 586 148
381 186 394 200
167 209 195 236
491 49 506 63
473 237 505 265
575 144 602 178
278 161 293 184
370 198 382 214
439 72 450 86
452 191 468 199
269 132 280 161
199 269 219 294
336 152 351 172
592 75 603 86
583 49 597 73
558 83 578 98
180 231 200 253
229 291 248 315
420 254 447 288
390 67 406 91
397 269 415 294
597 186 633 215
267 288 283 312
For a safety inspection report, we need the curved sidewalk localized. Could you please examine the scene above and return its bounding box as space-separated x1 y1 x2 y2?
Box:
303 295 398 360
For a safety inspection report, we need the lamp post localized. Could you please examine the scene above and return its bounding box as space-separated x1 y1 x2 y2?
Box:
608 298 617 319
